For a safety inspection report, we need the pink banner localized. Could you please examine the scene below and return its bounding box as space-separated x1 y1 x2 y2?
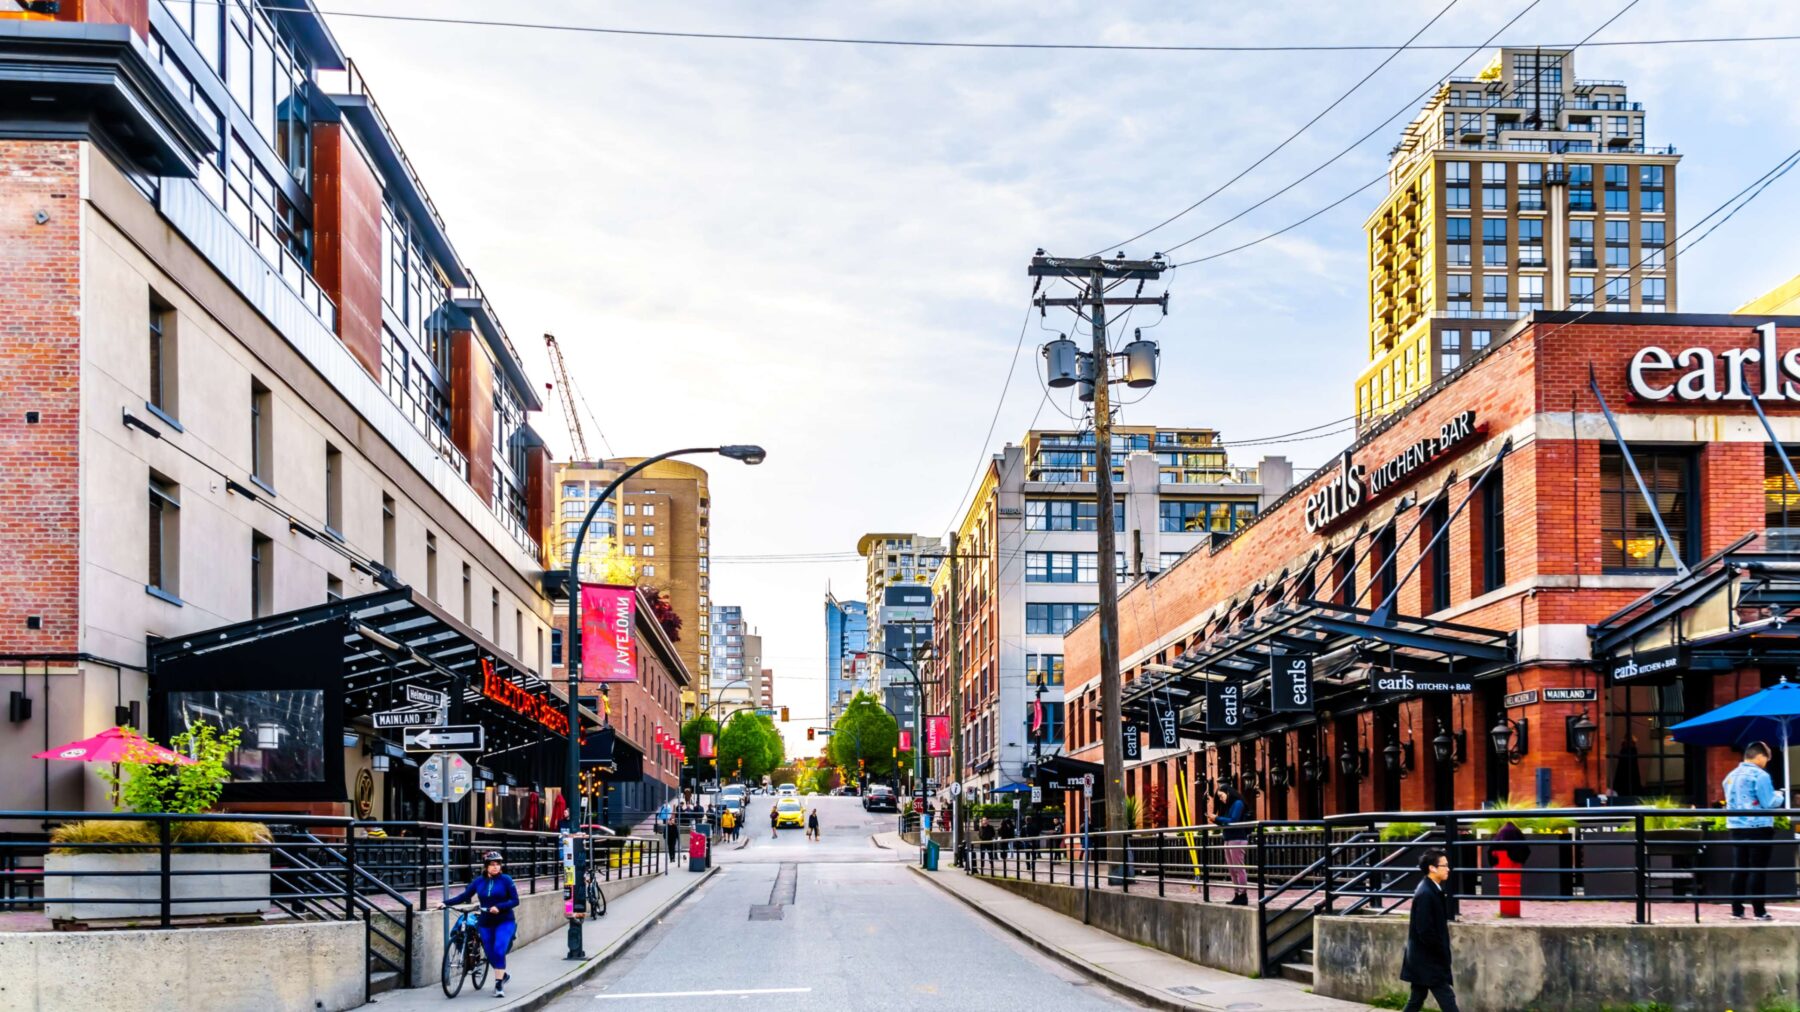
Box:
898 729 913 752
700 733 715 758
924 715 950 757
579 583 637 683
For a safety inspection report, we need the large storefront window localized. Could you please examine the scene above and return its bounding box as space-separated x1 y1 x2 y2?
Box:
1766 447 1800 532
1599 447 1694 570
168 689 326 783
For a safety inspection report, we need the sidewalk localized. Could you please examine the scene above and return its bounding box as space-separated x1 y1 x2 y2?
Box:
910 862 1371 1012
364 865 715 1011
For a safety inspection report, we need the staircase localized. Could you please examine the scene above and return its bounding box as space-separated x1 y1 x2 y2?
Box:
1258 827 1430 981
1279 945 1316 986
269 831 416 996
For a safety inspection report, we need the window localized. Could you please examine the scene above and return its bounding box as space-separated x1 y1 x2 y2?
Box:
562 483 582 499
491 589 500 640
1519 275 1543 311
1440 329 1462 373
327 574 343 601
624 504 636 517
425 531 438 600
1518 163 1544 210
1640 164 1666 212
1446 274 1471 310
642 564 656 577
381 493 396 570
514 609 524 659
1159 500 1251 533
1331 547 1356 606
551 628 566 667
1606 680 1696 801
1518 218 1544 266
250 379 273 487
1481 275 1508 313
1370 524 1397 609
1571 276 1595 308
1025 603 1095 635
642 545 655 557
1445 217 1471 266
1160 551 1186 570
148 473 181 599
1482 219 1507 265
624 544 637 557
1444 161 1470 211
1031 701 1067 746
1025 552 1094 583
1568 164 1594 211
251 531 272 617
148 296 176 418
1425 497 1451 612
623 523 635 536
1025 654 1065 685
324 445 342 534
643 524 656 536
1026 499 1098 530
1600 447 1693 570
1471 329 1492 352
1606 276 1632 310
1641 278 1666 309
1570 220 1595 267
461 563 472 623
1604 164 1630 212
1606 220 1631 268
642 504 656 516
1479 466 1505 593
1767 447 1800 530
1641 220 1666 270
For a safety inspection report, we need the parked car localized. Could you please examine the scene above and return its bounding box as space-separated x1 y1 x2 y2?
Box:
775 798 805 828
778 784 798 797
863 785 897 812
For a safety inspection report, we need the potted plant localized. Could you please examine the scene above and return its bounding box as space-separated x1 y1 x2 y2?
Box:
46 723 273 921
1574 797 1707 900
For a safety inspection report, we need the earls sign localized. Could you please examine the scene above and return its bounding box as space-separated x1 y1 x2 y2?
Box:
1303 411 1479 533
1628 322 1797 402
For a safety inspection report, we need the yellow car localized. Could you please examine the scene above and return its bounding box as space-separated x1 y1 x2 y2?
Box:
775 798 805 828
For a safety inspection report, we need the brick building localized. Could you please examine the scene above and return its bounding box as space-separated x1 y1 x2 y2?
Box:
0 1 606 822
1058 312 1800 831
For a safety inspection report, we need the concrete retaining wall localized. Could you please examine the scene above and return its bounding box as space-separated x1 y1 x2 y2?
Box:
1315 915 1800 1011
980 875 1260 977
405 871 659 987
0 919 364 1012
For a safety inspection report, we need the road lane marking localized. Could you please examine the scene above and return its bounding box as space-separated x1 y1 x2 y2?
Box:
594 988 813 1000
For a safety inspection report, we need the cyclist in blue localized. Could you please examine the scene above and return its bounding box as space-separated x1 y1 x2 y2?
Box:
446 850 520 997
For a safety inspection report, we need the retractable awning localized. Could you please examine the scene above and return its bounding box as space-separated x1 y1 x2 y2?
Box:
1123 599 1515 743
1029 754 1104 795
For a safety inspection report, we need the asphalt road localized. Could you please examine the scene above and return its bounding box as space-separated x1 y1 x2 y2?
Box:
548 795 1135 1011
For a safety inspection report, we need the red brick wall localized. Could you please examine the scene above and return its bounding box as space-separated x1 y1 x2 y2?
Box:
451 330 494 505
310 123 384 380
62 0 147 37
0 142 81 654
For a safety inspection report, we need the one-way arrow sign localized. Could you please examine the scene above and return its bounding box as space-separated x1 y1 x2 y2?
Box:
403 724 484 753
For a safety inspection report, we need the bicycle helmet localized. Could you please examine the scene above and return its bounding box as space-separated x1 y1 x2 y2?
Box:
481 850 504 863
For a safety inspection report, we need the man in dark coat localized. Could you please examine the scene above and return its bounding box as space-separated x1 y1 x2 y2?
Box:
1400 849 1460 1012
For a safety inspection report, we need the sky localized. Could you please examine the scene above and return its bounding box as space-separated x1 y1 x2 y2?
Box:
321 1 1800 755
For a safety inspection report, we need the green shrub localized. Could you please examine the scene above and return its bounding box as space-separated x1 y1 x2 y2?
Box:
1368 989 1410 1010
1758 995 1800 1012
1380 821 1432 843
96 721 242 815
1640 796 1705 831
49 819 272 855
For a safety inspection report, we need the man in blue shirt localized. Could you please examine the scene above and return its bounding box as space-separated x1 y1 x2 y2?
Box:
1722 742 1786 920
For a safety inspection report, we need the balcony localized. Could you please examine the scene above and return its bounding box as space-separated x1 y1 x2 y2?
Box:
1570 255 1599 269
1433 308 1525 321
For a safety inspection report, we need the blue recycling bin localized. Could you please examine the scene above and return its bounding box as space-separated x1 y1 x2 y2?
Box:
924 839 940 871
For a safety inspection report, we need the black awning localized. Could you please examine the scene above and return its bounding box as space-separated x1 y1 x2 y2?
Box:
1126 598 1516 743
1029 754 1103 795
150 588 603 799
1591 530 1800 677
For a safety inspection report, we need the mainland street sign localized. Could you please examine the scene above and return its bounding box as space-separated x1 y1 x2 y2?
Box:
403 724 484 753
374 707 444 728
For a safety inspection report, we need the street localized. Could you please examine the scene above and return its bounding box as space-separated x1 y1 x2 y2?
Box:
549 796 1133 1011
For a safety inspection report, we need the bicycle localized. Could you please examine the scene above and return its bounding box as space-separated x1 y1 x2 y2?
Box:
579 856 607 918
440 905 489 997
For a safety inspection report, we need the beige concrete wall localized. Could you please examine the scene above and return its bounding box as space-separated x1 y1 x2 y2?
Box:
1315 915 1800 1011
0 919 364 1011
979 874 1261 977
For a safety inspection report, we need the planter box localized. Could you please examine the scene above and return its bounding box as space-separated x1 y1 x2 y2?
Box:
44 852 271 921
1576 828 1704 900
1698 829 1798 900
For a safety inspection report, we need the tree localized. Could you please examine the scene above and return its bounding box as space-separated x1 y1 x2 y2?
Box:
680 714 719 782
573 536 638 585
641 585 682 643
828 692 901 778
718 710 780 783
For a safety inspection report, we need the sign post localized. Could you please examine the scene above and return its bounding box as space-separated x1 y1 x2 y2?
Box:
420 753 473 952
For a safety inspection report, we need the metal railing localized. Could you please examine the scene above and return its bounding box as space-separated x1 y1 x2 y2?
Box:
959 808 1800 977
354 821 665 908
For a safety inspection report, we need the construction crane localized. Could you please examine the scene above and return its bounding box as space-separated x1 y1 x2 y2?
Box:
544 333 590 462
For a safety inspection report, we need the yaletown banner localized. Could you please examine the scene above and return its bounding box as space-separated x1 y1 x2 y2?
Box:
580 583 638 683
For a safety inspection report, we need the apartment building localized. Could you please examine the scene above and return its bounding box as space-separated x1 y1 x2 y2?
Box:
0 1 595 819
711 603 748 696
1358 47 1679 423
929 427 1295 798
823 593 868 722
550 457 712 715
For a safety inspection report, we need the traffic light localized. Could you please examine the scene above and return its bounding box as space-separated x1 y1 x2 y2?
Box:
807 727 815 740
780 706 789 722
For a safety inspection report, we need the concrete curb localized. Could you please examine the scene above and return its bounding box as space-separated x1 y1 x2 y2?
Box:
869 834 890 850
457 866 716 1012
908 866 1200 1012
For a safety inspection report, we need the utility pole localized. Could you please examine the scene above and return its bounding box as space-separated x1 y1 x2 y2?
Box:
949 531 963 861
1029 252 1166 847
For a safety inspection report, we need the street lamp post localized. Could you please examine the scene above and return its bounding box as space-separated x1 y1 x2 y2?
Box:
859 649 928 796
562 444 763 960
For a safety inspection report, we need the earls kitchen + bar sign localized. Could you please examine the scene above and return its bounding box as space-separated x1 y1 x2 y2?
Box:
1304 410 1480 533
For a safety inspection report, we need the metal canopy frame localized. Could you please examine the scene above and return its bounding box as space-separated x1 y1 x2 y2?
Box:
151 587 602 759
1123 600 1515 741
1590 530 1800 664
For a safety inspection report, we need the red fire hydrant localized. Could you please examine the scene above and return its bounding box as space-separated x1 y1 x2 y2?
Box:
1494 851 1522 918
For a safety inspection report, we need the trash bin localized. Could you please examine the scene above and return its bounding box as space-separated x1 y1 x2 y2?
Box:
924 839 940 871
688 829 708 872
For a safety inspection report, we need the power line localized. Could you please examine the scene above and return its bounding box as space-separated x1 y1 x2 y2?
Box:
1164 0 1645 269
942 301 1036 537
1095 0 1466 256
209 5 1800 54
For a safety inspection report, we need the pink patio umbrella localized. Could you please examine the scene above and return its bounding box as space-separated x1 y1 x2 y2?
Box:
33 727 197 766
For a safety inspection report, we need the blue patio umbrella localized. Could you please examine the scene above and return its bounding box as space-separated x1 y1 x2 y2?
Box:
1669 677 1800 802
